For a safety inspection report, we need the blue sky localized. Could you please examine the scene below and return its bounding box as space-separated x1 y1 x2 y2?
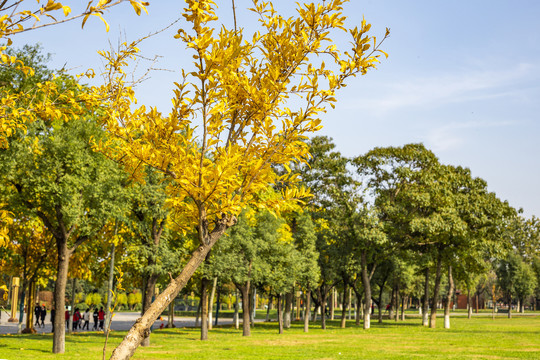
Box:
13 0 540 217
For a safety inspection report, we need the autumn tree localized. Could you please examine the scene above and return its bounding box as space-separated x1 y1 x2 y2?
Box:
92 1 389 358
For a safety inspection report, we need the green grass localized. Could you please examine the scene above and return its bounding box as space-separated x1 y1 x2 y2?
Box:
1 316 539 359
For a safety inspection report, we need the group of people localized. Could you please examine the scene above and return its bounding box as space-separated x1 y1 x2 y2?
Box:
33 304 47 328
65 307 106 331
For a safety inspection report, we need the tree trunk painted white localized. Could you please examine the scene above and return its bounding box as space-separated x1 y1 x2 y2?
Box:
234 290 239 329
304 291 311 332
208 277 217 330
444 265 454 329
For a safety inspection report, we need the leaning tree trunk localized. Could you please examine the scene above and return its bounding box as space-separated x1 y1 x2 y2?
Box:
109 219 232 360
422 267 430 327
429 254 443 329
303 290 311 332
200 278 209 340
444 265 454 329
53 239 70 354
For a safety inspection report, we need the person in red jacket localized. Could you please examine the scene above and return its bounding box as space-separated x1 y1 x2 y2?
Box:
98 307 105 331
65 309 70 329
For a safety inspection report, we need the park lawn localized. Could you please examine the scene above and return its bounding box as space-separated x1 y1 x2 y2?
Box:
0 316 538 359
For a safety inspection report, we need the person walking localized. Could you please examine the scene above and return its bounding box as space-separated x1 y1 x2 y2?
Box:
98 307 105 331
82 308 90 330
40 305 47 328
92 308 99 330
34 304 41 328
51 307 55 333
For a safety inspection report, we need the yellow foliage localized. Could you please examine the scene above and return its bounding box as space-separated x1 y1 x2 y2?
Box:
92 0 388 239
0 0 150 148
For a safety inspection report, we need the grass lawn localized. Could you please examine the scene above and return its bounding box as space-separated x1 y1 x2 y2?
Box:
0 316 538 359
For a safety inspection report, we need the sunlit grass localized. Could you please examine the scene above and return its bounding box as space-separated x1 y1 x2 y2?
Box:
0 316 538 359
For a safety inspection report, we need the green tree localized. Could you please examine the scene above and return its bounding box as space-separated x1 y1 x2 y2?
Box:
0 47 129 351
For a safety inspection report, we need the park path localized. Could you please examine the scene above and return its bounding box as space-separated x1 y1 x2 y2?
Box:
0 311 240 335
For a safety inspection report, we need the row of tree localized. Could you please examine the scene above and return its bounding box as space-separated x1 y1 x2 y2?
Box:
0 2 537 360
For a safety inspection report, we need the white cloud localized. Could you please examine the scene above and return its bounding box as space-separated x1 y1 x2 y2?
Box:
348 62 540 115
425 120 515 152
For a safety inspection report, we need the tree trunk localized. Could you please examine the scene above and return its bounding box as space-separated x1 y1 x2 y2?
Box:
394 282 400 322
52 240 69 354
69 278 76 333
200 278 209 340
360 252 372 329
277 294 284 334
239 284 251 336
401 296 406 321
214 286 220 327
444 265 454 329
508 295 512 319
105 243 116 334
208 277 217 331
321 290 327 330
166 301 175 328
378 285 384 324
284 291 293 328
109 221 230 360
467 286 472 319
355 292 362 326
194 298 201 327
265 296 272 322
140 273 158 347
340 283 348 328
234 289 239 329
429 254 443 329
303 290 310 333
22 281 36 334
422 267 430 327
388 286 395 320
329 287 334 320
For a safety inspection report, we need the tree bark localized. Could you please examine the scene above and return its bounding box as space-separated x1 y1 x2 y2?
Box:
52 240 69 354
140 273 158 347
467 286 472 319
284 291 293 328
239 283 251 336
360 252 372 329
329 287 334 320
321 290 327 329
234 289 239 329
388 285 395 320
444 265 454 329
394 282 400 322
401 296 406 321
429 254 443 329
200 278 209 340
277 294 284 334
265 296 272 322
105 243 116 334
508 295 512 319
303 290 310 332
109 218 232 360
340 283 348 328
166 301 174 328
422 267 430 327
208 277 217 330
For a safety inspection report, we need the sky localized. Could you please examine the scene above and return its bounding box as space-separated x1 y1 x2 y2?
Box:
11 0 540 217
